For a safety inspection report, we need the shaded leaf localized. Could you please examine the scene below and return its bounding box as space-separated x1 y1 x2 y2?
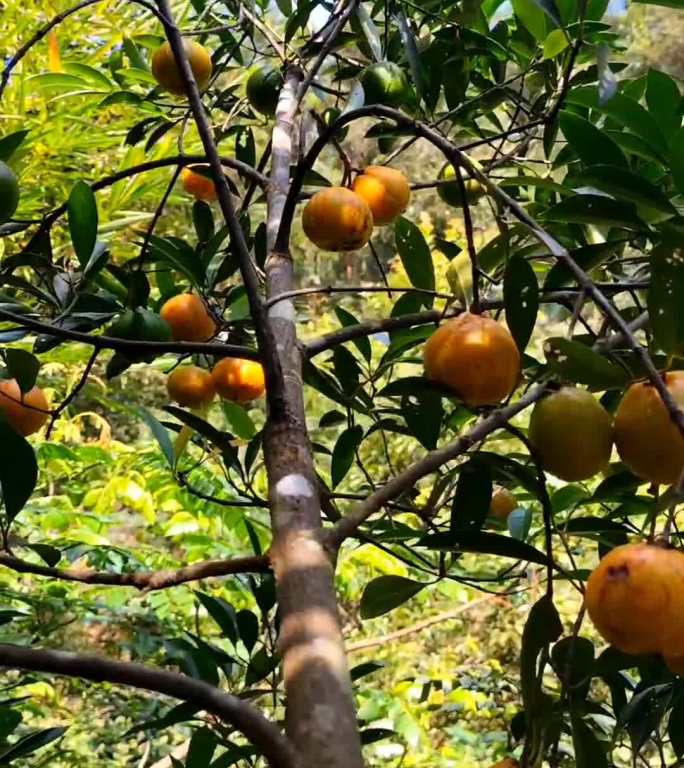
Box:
68 182 98 265
360 575 426 619
0 726 66 763
559 110 626 168
4 349 39 393
331 426 363 488
504 256 539 351
544 337 629 390
648 246 684 355
0 424 38 522
395 217 435 296
419 530 549 565
137 407 174 467
450 459 492 532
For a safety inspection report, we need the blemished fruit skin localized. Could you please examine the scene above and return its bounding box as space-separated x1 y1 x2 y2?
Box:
167 366 215 408
614 372 684 486
489 488 517 520
437 165 485 208
246 65 284 116
160 294 217 342
181 166 217 201
529 387 613 482
0 379 49 436
586 543 684 656
352 166 411 226
423 313 520 407
360 61 410 106
212 358 265 403
151 40 212 96
302 187 373 251
0 161 19 223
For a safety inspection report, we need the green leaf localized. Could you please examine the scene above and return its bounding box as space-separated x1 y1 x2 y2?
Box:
572 714 608 768
669 696 684 758
670 127 684 196
520 596 562 710
334 306 372 361
331 425 363 488
4 349 40 393
137 407 174 467
186 728 217 768
0 424 38 522
512 0 547 40
646 69 681 139
419 530 550 565
360 575 426 619
450 459 492 532
542 195 644 230
402 391 442 449
559 111 627 168
355 4 383 62
193 201 214 243
576 165 675 219
544 337 629 390
221 402 256 440
68 181 98 265
0 709 21 742
648 246 684 355
0 726 66 763
197 593 239 646
504 256 539 351
0 131 29 163
544 241 621 290
542 28 569 59
395 217 435 297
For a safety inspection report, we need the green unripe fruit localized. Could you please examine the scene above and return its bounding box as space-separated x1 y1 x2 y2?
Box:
0 162 20 223
437 165 486 208
109 308 172 363
246 65 284 116
322 107 348 141
360 61 411 107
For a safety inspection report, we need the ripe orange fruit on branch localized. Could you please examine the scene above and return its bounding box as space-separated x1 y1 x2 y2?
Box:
422 313 520 407
160 294 217 342
302 187 373 251
167 366 215 408
212 358 265 403
490 760 519 768
0 379 49 436
586 542 684 655
529 387 613 482
151 39 212 96
489 488 517 521
437 165 485 208
181 166 217 201
613 372 684 486
0 162 19 223
246 64 284 116
352 166 410 225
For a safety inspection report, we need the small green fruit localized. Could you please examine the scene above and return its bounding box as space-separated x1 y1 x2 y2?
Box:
360 62 411 107
437 165 486 208
246 65 284 116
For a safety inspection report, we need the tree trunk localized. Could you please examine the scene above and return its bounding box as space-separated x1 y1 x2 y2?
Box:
262 69 365 768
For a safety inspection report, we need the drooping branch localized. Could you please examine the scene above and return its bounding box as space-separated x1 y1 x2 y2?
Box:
0 644 299 768
0 308 259 360
0 552 270 591
328 385 547 547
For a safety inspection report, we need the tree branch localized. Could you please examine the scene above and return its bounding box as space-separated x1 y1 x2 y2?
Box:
0 644 298 768
0 552 270 591
0 308 259 360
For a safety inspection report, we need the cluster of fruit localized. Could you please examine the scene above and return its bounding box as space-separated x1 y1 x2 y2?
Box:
423 312 684 488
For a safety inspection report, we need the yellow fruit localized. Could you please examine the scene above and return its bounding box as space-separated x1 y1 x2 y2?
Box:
352 166 410 225
302 187 373 251
490 488 517 520
212 358 265 403
423 313 520 407
445 252 473 304
437 165 485 208
529 387 613 482
167 366 215 408
160 294 217 342
181 166 217 201
585 543 683 655
613 372 684 486
151 39 212 96
0 379 49 436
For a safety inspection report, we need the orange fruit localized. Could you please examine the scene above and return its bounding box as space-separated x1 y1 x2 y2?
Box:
160 294 217 342
151 39 212 96
352 166 410 225
585 543 682 655
302 187 373 251
423 313 520 407
212 358 265 403
0 379 49 436
181 166 217 202
167 366 215 408
613 372 684 486
490 761 519 768
529 387 613 482
489 488 517 520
